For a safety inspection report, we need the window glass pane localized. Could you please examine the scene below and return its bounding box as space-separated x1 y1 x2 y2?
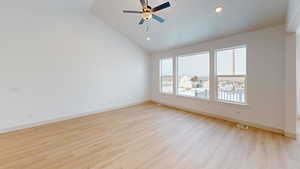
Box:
216 46 247 104
234 47 246 75
217 76 246 104
177 52 209 99
217 49 234 75
160 58 173 94
217 46 247 75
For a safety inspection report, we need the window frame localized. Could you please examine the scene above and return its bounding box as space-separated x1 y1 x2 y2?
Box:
214 45 248 105
158 44 248 106
159 57 175 95
176 51 210 100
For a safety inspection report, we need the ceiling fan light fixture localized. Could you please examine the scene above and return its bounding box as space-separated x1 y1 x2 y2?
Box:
143 12 152 20
146 37 151 41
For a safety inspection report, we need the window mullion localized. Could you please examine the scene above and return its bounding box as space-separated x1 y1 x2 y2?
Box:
173 56 177 95
210 50 215 100
232 49 235 75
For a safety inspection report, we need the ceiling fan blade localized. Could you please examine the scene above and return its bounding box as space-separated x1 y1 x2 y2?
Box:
152 14 165 23
123 10 143 14
138 18 145 25
152 2 171 12
140 0 146 7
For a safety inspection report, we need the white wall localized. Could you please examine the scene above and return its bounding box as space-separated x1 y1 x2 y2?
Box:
288 0 300 117
285 32 297 135
287 0 300 135
297 29 300 116
287 0 300 32
152 26 289 132
0 5 151 131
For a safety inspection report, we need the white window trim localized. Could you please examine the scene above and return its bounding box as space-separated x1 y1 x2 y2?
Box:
158 44 248 107
215 45 247 53
214 45 248 105
159 57 175 95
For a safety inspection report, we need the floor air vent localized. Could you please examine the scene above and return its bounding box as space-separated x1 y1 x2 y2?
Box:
236 123 249 130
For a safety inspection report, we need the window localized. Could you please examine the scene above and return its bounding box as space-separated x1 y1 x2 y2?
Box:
216 46 247 104
177 52 210 99
160 58 174 94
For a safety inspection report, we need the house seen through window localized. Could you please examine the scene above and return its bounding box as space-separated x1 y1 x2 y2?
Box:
177 52 210 99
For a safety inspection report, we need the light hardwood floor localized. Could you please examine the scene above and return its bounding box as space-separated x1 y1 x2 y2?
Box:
1 103 300 169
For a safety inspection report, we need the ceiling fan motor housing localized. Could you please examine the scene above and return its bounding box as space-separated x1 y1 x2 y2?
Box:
143 7 152 20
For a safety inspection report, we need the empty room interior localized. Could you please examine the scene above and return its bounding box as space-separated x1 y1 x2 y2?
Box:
1 0 300 168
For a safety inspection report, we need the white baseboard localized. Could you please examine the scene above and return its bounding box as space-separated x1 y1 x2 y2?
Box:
0 100 150 134
284 132 297 140
152 100 286 136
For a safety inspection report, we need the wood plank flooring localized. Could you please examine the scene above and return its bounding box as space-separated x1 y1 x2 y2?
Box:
0 103 300 169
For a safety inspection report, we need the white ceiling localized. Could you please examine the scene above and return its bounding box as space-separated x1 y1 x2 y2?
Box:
1 0 93 9
91 0 288 53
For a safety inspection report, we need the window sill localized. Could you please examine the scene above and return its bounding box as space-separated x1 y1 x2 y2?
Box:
160 93 249 107
214 100 248 107
160 92 175 96
159 93 248 107
176 94 210 102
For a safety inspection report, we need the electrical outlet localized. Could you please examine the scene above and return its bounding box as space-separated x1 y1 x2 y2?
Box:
236 123 248 129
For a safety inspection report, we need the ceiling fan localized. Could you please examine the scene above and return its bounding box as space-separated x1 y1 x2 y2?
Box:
123 0 171 25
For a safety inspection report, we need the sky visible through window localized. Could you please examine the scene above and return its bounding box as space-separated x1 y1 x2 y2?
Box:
217 47 246 75
162 47 245 77
161 58 173 76
178 52 209 77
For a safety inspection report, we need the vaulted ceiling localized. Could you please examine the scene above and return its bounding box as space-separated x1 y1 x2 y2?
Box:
91 0 288 53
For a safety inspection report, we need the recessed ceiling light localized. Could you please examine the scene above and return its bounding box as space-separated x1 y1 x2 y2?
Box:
146 37 151 41
215 6 224 13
